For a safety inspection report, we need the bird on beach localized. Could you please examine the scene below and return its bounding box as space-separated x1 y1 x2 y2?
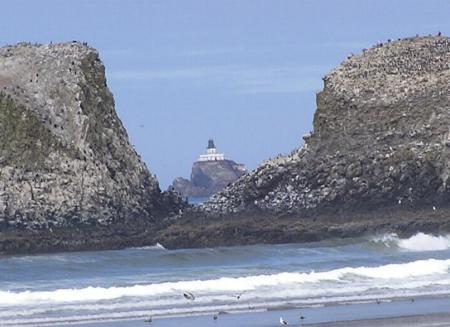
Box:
433 206 436 212
376 299 381 305
183 291 195 300
144 316 152 324
235 291 245 300
280 317 288 325
213 313 218 321
299 313 305 326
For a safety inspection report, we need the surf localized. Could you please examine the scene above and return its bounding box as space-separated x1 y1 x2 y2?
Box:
372 232 450 252
1 257 449 305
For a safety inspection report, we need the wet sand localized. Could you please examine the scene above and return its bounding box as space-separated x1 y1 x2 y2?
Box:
308 313 450 326
77 296 450 327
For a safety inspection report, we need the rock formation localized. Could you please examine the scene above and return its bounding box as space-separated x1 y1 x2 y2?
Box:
3 36 450 253
202 36 450 216
171 139 246 198
0 42 185 253
155 36 450 249
172 160 247 198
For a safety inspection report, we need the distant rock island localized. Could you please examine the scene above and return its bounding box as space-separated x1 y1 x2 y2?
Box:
171 139 247 198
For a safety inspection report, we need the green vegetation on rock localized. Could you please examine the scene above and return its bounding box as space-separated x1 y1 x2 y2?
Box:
0 92 63 171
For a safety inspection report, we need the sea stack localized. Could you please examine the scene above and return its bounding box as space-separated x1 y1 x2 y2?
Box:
0 42 185 253
156 36 450 248
172 139 247 198
202 36 450 215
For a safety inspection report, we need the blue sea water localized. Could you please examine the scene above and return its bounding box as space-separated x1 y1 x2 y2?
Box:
188 197 210 205
1 232 450 326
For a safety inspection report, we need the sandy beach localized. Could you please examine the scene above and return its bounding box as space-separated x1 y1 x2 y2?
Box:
308 313 450 327
74 296 450 327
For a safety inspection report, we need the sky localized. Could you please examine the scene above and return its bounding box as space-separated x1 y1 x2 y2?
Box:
1 0 450 188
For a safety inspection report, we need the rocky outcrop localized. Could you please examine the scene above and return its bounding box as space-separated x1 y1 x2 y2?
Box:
172 160 247 198
0 42 185 253
3 37 450 254
199 36 450 217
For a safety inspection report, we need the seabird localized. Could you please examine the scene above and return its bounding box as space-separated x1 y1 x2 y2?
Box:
280 317 288 325
398 199 402 204
144 316 152 324
183 292 195 300
235 291 245 300
299 313 305 326
376 299 381 304
433 206 436 212
213 313 218 321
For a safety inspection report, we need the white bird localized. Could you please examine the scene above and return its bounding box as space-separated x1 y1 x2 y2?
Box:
398 199 402 204
433 206 436 212
280 317 288 325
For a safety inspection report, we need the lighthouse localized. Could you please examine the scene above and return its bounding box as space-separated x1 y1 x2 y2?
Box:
197 139 225 162
172 139 247 197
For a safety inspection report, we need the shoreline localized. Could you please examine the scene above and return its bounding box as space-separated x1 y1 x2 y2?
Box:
71 296 450 327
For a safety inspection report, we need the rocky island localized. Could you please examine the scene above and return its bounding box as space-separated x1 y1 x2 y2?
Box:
0 42 185 254
171 139 247 198
157 35 450 248
2 36 450 254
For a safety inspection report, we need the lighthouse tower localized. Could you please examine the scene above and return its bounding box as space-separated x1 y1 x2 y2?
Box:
198 139 225 161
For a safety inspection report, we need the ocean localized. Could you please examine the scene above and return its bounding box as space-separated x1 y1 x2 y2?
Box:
187 197 210 205
1 233 450 326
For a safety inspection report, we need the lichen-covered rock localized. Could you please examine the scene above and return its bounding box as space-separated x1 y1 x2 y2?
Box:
201 36 450 217
0 42 185 240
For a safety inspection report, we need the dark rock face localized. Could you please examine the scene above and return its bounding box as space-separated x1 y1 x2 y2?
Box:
0 42 185 253
172 160 247 198
200 36 450 217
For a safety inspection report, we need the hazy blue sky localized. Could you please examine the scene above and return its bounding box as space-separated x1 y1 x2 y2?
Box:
2 0 449 188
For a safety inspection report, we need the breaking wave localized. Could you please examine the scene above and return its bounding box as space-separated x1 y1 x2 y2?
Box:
1 258 449 305
372 232 450 252
128 242 166 250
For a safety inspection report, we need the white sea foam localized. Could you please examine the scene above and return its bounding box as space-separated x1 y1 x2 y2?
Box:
5 287 450 326
373 232 450 252
0 258 449 305
129 242 166 250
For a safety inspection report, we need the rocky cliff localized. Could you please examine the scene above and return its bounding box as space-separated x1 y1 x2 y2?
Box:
0 42 185 253
202 35 450 215
156 36 450 248
172 160 247 198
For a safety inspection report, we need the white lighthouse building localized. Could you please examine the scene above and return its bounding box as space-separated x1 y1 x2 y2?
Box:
197 139 225 162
